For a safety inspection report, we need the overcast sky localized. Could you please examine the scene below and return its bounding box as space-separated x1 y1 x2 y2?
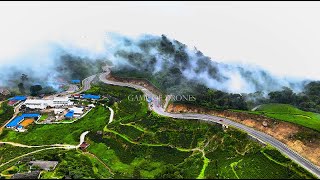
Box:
1 1 320 79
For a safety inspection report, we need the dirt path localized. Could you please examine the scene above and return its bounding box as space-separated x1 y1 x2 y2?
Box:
0 131 90 168
0 146 69 168
83 152 114 175
107 107 114 124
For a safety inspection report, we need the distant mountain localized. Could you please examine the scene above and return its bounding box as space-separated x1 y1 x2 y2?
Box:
107 34 320 112
108 34 307 95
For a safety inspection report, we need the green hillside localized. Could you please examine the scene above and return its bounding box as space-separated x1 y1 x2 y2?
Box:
254 103 320 132
0 85 315 179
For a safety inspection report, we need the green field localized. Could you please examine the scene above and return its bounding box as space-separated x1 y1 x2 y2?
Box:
39 114 49 121
0 84 316 179
253 103 320 132
0 101 14 126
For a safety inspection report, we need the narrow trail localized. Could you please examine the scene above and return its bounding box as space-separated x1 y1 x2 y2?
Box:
251 105 262 111
107 107 114 124
0 131 90 168
0 146 68 168
0 131 89 149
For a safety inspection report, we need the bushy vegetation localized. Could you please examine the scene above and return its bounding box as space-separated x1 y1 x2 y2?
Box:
0 148 112 179
0 145 42 165
265 82 320 114
89 84 314 179
54 54 105 81
0 101 14 125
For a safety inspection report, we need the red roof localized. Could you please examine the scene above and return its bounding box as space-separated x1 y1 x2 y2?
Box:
8 100 18 105
79 142 90 149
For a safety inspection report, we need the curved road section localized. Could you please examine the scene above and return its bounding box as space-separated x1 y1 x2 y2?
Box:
99 66 320 178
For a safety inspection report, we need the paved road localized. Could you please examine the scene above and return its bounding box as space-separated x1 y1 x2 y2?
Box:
64 84 79 94
0 131 88 149
107 107 114 124
78 75 96 94
99 66 320 178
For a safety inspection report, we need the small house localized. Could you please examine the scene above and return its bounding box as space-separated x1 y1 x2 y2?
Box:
79 142 90 151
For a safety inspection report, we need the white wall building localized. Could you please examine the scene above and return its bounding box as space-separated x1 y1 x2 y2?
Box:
52 97 74 107
24 97 73 110
24 99 50 110
54 109 65 114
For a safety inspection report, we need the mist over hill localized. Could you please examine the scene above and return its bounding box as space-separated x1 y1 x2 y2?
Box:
2 32 320 112
0 48 104 95
106 34 308 95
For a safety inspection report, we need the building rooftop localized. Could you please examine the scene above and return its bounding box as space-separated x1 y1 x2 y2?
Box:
29 161 59 171
24 99 50 104
22 114 40 118
82 94 100 100
9 96 27 101
8 100 18 106
65 110 74 118
6 114 40 128
71 80 81 84
53 97 70 101
69 107 83 114
79 142 90 150
6 116 24 128
11 170 41 179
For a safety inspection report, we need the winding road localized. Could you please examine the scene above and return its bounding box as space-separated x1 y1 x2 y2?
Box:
98 66 320 178
78 74 96 94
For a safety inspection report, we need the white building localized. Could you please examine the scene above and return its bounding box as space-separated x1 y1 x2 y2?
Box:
54 109 64 114
88 104 95 108
52 97 74 108
68 107 83 117
24 97 73 110
24 99 50 110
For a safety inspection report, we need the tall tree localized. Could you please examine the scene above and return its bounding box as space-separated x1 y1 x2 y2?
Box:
30 85 42 96
18 82 25 94
21 74 28 81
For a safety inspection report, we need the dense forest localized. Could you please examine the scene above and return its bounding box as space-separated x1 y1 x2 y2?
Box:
264 81 320 113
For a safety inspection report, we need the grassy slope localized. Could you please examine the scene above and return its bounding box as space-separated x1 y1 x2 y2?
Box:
86 84 314 179
0 101 14 126
254 103 320 132
0 84 316 179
